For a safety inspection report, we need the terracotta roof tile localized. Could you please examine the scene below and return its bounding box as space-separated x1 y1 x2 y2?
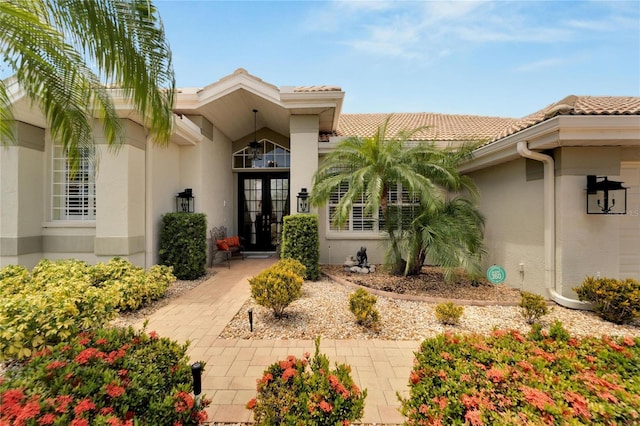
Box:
492 95 640 141
329 96 639 144
294 85 342 92
336 113 517 142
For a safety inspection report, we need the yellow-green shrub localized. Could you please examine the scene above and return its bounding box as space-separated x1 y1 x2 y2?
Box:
91 258 175 311
574 276 640 324
0 258 175 360
249 259 304 318
519 291 549 324
349 288 380 329
435 302 464 326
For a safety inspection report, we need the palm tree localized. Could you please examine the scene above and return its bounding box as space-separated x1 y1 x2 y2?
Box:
310 116 483 276
396 197 485 279
0 0 175 167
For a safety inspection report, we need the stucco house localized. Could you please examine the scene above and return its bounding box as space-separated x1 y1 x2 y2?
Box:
1 68 639 304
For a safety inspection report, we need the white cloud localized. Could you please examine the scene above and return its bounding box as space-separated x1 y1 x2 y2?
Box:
514 57 571 73
304 0 637 63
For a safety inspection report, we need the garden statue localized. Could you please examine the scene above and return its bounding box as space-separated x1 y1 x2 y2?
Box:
356 246 368 267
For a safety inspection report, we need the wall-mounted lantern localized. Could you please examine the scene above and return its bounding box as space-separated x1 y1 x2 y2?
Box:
297 188 310 213
176 188 195 213
586 175 627 214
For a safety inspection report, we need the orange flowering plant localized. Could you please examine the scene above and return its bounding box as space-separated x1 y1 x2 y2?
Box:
399 324 640 425
0 326 209 425
247 337 366 425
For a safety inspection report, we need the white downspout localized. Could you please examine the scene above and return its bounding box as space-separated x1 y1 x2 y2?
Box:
516 142 593 310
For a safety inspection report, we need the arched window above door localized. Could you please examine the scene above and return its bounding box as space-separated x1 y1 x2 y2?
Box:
233 140 290 170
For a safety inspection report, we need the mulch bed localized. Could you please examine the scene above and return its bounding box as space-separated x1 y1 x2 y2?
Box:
321 265 522 304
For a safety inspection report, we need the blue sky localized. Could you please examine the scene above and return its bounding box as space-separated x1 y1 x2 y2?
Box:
156 0 639 118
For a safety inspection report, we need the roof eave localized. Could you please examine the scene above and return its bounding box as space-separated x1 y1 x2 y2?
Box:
460 115 640 174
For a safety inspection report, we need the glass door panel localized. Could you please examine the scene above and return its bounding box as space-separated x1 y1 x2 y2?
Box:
239 173 289 251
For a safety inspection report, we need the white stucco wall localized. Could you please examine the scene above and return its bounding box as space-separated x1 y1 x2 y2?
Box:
469 158 546 295
290 115 319 216
146 140 181 266
555 147 640 296
200 127 234 233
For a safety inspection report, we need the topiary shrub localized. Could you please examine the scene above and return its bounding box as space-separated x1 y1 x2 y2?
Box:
249 259 304 319
247 337 366 425
159 212 207 280
349 288 380 329
519 291 549 325
574 276 640 324
280 214 320 281
0 326 209 425
434 302 464 326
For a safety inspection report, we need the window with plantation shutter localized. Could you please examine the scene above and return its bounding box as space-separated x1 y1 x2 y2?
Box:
52 143 96 221
328 182 419 233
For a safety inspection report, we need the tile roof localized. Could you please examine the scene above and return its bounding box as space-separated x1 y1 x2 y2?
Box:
335 113 517 142
492 95 640 141
330 96 640 144
293 85 342 92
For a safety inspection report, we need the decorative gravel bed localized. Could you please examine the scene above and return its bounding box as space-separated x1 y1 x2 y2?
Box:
219 277 640 340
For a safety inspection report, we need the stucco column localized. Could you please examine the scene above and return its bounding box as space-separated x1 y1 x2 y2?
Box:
94 121 146 265
289 115 319 214
0 122 45 267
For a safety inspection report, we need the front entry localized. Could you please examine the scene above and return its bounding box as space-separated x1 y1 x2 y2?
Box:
239 173 290 251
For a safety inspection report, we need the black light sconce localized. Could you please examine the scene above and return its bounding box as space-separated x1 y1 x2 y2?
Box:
247 109 262 161
297 188 310 213
586 175 627 214
176 188 195 213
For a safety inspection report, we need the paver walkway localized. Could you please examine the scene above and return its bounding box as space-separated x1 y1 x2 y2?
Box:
132 258 420 424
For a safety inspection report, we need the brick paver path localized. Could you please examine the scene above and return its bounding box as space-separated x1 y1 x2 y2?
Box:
132 258 419 424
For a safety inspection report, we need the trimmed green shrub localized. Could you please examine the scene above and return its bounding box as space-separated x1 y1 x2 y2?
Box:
434 302 464 326
349 288 380 329
574 276 640 324
519 291 549 325
0 326 209 425
247 337 366 425
159 212 207 280
281 214 320 281
0 258 175 360
249 259 304 318
399 328 640 425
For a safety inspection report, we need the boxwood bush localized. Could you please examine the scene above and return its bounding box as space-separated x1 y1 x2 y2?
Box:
0 258 175 360
400 325 640 425
159 212 207 280
0 326 209 425
280 214 320 281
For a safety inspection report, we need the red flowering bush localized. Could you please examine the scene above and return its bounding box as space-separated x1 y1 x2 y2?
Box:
0 326 209 425
400 324 640 425
247 337 366 425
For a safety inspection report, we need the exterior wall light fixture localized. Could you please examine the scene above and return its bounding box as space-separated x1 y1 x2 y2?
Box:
586 175 627 214
176 188 195 213
297 188 310 213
